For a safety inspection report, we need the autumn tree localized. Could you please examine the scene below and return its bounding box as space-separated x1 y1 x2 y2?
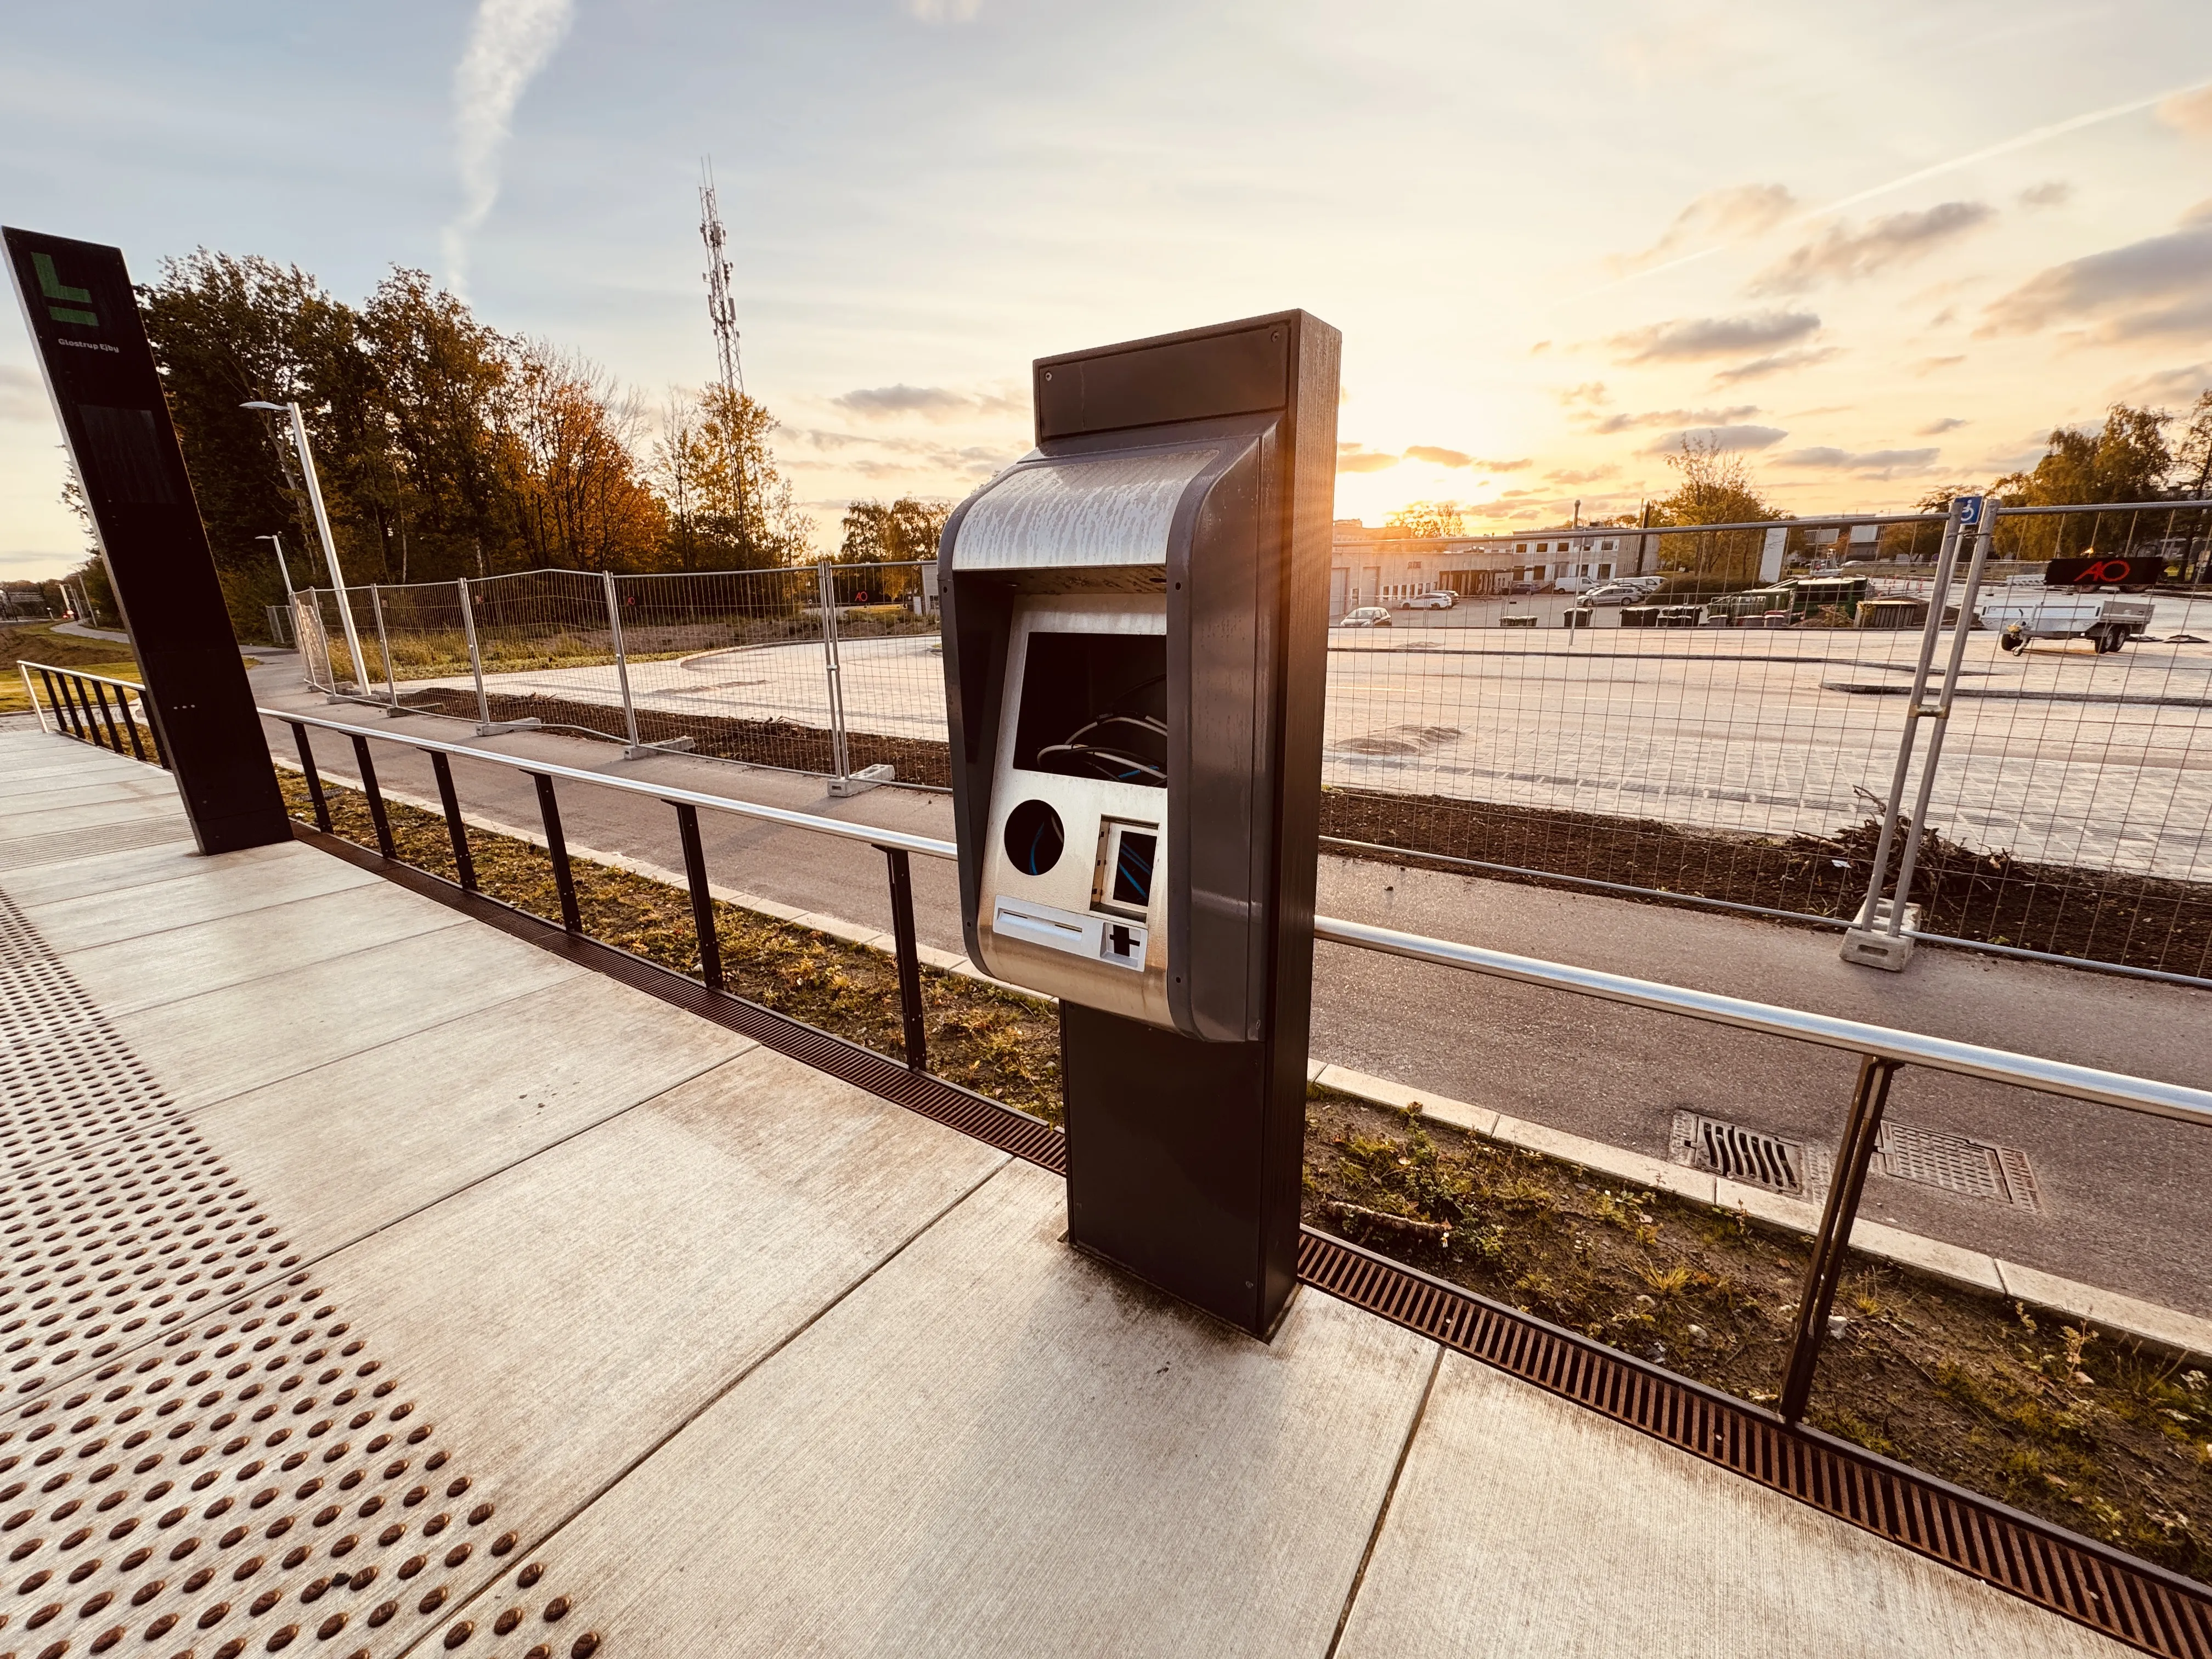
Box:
662 385 814 568
1989 403 2177 562
1648 435 1782 587
499 344 665 573
1385 501 1467 538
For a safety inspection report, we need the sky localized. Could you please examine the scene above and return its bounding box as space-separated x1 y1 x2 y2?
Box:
2 0 2210 579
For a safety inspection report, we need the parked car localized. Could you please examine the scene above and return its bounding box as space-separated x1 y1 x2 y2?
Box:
1577 582 1643 606
1400 590 1457 610
1502 580 1544 596
1338 606 1393 628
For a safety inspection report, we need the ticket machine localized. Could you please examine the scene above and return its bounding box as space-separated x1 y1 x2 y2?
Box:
938 312 1339 1336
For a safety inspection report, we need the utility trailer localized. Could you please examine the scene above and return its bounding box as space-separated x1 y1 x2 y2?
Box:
1979 594 2154 654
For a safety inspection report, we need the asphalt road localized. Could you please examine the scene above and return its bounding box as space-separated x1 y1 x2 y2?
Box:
252 663 2212 1321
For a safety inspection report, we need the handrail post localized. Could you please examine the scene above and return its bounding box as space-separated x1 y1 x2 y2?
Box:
116 684 148 761
603 569 644 755
532 774 582 933
348 733 396 859
1778 1054 1900 1423
20 664 48 733
90 679 126 752
880 844 928 1071
39 668 77 738
674 802 723 991
289 721 332 833
54 672 89 744
430 751 477 890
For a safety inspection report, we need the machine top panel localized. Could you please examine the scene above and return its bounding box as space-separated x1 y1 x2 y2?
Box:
949 446 1221 572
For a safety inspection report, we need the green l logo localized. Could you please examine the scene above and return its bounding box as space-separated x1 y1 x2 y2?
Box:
32 251 95 327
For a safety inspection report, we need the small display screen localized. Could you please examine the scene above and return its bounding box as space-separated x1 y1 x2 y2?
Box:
1111 831 1156 907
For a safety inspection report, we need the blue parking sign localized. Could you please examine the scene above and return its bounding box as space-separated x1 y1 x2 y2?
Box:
1957 493 1983 527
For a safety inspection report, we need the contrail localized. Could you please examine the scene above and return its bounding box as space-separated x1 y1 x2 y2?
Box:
1562 74 2212 304
442 0 577 296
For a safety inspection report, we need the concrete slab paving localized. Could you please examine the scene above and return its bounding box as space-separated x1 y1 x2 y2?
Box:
194 973 757 1259
443 1159 1439 1659
1332 1352 2132 1658
110 924 585 1109
19 839 380 951
59 881 473 1015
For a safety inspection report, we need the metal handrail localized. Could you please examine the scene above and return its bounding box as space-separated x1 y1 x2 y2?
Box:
31 689 2205 1425
1312 914 2212 1126
265 706 958 861
261 704 2212 1127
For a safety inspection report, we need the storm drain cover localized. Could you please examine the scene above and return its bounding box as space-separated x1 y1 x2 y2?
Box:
1877 1123 2041 1211
1669 1112 1829 1195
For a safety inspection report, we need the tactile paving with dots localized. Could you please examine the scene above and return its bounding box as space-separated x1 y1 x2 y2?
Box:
0 885 600 1658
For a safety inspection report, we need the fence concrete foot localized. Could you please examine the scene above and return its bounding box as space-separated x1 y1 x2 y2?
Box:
827 763 895 797
475 718 543 737
623 737 697 760
1841 899 1920 970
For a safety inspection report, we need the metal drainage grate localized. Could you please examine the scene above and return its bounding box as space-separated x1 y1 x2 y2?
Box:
1670 1111 1829 1195
1878 1122 2041 1211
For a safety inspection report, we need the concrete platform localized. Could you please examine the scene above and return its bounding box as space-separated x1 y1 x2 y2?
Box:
0 726 2133 1656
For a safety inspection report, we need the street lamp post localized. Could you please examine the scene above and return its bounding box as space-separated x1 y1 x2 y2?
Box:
256 532 295 600
244 401 365 697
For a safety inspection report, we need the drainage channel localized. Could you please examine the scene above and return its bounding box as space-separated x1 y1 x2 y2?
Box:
298 823 2211 1659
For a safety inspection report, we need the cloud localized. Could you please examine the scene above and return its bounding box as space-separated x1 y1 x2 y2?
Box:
0 366 49 422
2108 362 2212 406
442 0 576 295
1709 346 1844 385
1607 311 1820 364
1642 424 1788 455
1775 446 1940 475
1979 210 2212 339
1606 184 1797 275
1555 381 1609 407
1748 202 1995 295
1583 403 1760 435
2019 180 2073 209
830 383 1023 422
1402 445 1469 468
905 0 980 18
1336 443 1399 475
1910 354 1965 375
1544 468 1617 486
1918 417 1969 435
2159 86 2212 139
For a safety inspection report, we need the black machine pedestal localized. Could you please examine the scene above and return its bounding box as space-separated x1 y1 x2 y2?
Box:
1060 1001 1306 1339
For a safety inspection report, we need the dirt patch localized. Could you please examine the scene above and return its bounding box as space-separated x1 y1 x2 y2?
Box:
396 687 955 787
1324 788 2212 978
1302 1090 2212 1583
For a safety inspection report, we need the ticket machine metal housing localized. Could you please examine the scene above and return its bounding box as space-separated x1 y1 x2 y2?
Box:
939 312 1339 1336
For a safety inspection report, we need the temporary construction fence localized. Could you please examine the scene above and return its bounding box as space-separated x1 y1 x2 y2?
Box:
291 499 2212 984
